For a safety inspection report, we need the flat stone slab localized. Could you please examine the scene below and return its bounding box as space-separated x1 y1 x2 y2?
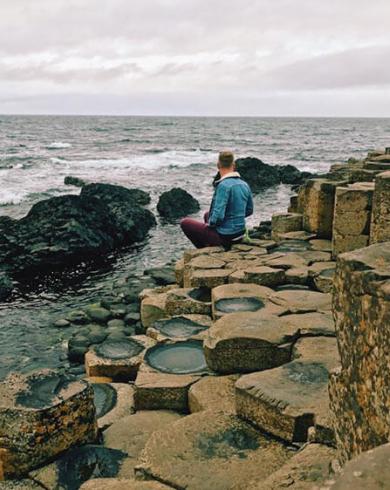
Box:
279 312 335 337
211 283 276 319
269 289 332 313
236 337 339 443
92 383 134 431
309 239 332 252
85 336 155 381
135 411 293 490
327 443 390 490
248 443 336 489
165 287 212 316
0 370 97 478
188 375 238 414
204 312 299 374
81 479 170 490
30 445 127 490
140 290 168 329
147 314 211 341
103 411 182 480
263 253 308 270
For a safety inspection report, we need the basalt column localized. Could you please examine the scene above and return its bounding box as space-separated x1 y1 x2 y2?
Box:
370 171 390 244
329 243 390 464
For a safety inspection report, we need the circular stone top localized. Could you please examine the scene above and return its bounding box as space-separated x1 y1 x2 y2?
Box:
95 339 144 360
283 361 329 385
0 370 86 410
188 287 212 303
144 340 208 374
215 297 265 314
92 383 117 419
153 317 209 339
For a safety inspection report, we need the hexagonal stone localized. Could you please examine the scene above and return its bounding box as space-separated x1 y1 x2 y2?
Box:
236 337 339 443
165 287 211 316
92 383 134 431
285 267 309 285
211 283 277 320
188 269 233 288
263 253 308 270
0 370 97 478
135 411 292 490
279 312 335 337
103 411 182 480
228 270 246 283
277 230 317 241
295 250 332 264
313 267 335 293
269 289 332 313
81 479 170 490
248 443 336 490
183 246 223 264
140 290 169 329
147 314 211 341
203 313 298 374
134 366 201 412
174 258 185 287
243 266 285 287
188 375 238 414
85 336 155 381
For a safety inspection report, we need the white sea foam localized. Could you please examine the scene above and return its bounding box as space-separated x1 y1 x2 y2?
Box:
46 142 72 149
0 189 28 206
49 149 215 171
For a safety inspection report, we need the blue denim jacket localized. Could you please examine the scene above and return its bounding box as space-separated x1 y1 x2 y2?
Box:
208 173 254 235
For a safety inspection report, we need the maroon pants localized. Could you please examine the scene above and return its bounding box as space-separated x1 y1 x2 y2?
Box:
180 212 224 248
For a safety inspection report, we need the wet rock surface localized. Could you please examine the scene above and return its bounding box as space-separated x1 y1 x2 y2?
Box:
144 340 207 375
150 315 210 339
30 445 127 490
157 187 200 218
0 184 155 276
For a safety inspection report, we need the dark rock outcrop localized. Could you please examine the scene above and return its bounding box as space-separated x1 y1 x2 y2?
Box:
0 184 155 276
64 176 87 187
235 157 314 192
157 188 200 219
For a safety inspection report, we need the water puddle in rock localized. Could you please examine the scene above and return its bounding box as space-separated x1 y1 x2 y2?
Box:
16 372 72 409
92 383 117 418
215 297 265 314
145 340 207 374
275 284 310 291
56 445 126 490
188 287 212 303
95 339 143 360
319 268 335 277
274 240 311 252
153 317 209 338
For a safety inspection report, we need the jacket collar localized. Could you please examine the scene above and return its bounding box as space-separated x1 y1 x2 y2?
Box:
215 171 241 184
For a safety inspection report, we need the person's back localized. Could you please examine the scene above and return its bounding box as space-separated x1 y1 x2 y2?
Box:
208 170 253 236
180 151 254 249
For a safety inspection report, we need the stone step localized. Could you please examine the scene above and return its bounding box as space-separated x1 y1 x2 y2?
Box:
81 479 170 490
204 312 298 374
135 411 294 490
188 375 238 414
0 370 97 478
146 314 211 342
235 336 340 443
269 289 332 314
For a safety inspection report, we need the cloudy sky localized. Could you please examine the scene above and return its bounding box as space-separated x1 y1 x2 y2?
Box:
1 0 390 116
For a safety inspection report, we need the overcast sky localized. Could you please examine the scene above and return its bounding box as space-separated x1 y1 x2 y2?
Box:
1 0 389 116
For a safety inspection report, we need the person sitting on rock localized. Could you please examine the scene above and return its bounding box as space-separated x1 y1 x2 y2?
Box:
181 151 254 249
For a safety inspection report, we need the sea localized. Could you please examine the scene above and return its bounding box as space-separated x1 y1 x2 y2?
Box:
1 115 389 380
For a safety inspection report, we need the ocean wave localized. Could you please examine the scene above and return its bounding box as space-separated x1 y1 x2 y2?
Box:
0 190 28 206
48 149 215 171
46 142 72 149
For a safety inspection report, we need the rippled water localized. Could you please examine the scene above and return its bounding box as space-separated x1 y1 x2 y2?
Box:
0 115 389 380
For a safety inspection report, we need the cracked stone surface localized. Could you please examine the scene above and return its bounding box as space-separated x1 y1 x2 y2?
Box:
188 375 238 414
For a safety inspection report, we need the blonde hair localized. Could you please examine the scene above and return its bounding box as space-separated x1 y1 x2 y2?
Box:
218 151 235 168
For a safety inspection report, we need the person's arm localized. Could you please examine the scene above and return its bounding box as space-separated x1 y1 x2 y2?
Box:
208 184 230 227
245 189 254 217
